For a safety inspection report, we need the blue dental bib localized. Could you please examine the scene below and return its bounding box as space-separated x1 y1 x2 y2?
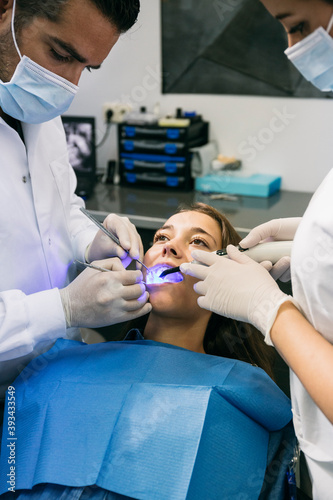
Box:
0 336 293 499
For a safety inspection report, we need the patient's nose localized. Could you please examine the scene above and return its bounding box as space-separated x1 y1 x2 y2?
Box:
162 241 182 258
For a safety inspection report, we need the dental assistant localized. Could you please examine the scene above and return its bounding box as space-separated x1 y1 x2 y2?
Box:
181 2 333 499
0 0 151 399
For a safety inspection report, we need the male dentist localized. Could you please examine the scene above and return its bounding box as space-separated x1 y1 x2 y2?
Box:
0 0 151 397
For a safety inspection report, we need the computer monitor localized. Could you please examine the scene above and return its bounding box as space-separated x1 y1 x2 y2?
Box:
61 115 97 199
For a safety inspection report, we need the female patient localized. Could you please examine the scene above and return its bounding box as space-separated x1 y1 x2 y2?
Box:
0 204 295 500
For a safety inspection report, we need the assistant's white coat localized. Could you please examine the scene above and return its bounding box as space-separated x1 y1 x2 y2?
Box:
291 168 333 499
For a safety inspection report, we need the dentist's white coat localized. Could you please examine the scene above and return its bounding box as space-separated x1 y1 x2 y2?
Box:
0 116 97 398
291 168 333 500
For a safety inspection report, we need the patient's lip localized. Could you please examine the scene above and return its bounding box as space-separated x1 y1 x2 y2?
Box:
154 261 179 268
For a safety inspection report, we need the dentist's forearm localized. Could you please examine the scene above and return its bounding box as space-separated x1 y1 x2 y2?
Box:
271 301 333 423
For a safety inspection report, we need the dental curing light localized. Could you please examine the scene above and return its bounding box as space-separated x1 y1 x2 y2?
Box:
160 240 293 278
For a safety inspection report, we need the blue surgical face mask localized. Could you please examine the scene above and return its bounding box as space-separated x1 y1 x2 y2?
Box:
285 13 333 92
0 0 78 124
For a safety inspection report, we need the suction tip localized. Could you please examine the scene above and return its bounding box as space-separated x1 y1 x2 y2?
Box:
159 266 180 278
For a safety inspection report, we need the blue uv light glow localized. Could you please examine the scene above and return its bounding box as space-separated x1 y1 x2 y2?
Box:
145 265 183 285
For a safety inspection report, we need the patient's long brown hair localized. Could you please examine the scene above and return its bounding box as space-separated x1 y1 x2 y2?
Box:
124 203 275 379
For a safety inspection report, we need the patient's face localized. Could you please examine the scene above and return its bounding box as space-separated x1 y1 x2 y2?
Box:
143 211 223 319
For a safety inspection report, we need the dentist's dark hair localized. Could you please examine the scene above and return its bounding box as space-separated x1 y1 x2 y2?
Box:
15 0 140 34
123 203 275 380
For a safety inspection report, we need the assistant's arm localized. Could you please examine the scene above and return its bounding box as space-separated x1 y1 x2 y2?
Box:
271 302 333 423
181 247 333 424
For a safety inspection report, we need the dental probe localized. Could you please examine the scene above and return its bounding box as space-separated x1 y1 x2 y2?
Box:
159 240 293 278
80 207 148 270
76 260 112 273
77 260 151 287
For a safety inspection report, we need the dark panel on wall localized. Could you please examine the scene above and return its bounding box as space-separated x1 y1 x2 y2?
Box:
161 0 332 98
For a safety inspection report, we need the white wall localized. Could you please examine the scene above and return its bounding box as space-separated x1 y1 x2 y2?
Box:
66 0 333 193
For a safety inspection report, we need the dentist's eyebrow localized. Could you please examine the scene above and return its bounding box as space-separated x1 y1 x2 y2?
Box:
49 36 102 69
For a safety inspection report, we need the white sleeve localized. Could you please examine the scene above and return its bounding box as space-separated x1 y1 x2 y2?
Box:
68 187 98 262
0 288 66 362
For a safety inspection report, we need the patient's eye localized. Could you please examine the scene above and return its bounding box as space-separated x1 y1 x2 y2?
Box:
191 237 209 247
153 232 169 243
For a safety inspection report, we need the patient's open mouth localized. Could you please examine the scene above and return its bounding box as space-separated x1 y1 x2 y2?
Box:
145 264 184 285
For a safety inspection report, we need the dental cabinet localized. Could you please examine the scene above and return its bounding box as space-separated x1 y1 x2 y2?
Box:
118 119 209 191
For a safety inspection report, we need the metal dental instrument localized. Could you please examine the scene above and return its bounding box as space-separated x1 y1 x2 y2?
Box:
159 241 293 278
76 260 112 273
80 207 148 270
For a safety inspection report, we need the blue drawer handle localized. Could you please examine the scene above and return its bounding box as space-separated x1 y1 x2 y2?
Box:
166 129 180 140
126 173 137 183
125 126 136 137
166 177 179 187
124 141 134 151
165 162 177 174
165 144 177 154
124 160 134 170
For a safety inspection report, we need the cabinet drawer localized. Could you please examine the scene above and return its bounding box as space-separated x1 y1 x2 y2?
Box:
122 171 193 190
121 126 187 141
121 139 186 155
121 158 186 175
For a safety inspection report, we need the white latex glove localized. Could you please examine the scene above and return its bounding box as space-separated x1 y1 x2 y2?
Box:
239 217 302 282
86 214 144 269
259 256 293 282
60 258 151 328
180 246 299 345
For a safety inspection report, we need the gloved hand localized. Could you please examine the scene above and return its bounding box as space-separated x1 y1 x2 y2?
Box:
239 217 302 282
60 258 151 328
86 214 144 269
180 246 299 345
